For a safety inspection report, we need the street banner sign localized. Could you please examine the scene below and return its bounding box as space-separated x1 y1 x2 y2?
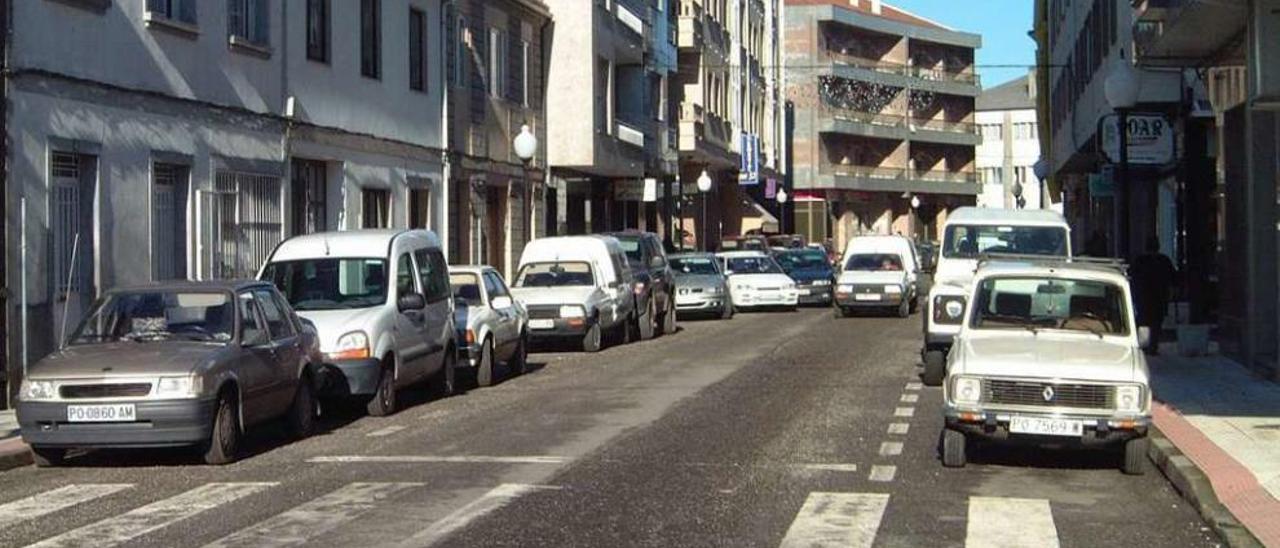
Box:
1100 113 1174 166
643 178 657 202
739 133 760 186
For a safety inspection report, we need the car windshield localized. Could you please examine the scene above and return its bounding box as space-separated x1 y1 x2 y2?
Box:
450 273 484 306
262 258 389 311
942 225 1068 258
670 257 719 276
71 290 234 344
775 250 829 272
726 256 783 274
514 261 595 287
845 254 904 271
971 277 1129 336
615 238 643 263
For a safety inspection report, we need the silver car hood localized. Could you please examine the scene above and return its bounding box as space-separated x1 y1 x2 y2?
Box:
957 333 1144 384
297 306 385 353
28 341 221 380
675 274 724 289
510 286 601 307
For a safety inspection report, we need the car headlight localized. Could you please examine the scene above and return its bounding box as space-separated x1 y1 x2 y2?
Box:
559 305 586 319
884 284 903 294
934 295 966 325
155 376 203 398
735 284 749 291
784 283 796 290
706 287 724 296
837 284 853 293
952 376 981 405
1115 385 1143 412
328 331 370 361
19 380 56 401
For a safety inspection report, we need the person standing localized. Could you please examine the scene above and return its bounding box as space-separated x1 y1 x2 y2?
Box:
1129 237 1177 354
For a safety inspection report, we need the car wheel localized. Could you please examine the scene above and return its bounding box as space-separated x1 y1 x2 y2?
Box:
510 333 529 375
922 350 946 387
1122 436 1149 475
583 322 603 353
942 428 967 468
366 364 398 417
202 391 240 465
624 314 639 344
897 298 910 318
720 303 734 320
662 300 678 334
639 300 657 340
30 446 66 468
286 374 317 439
477 338 495 388
910 295 920 314
432 351 457 397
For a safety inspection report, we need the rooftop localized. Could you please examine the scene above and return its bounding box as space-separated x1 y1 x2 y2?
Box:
946 206 1069 226
977 75 1035 112
785 0 949 31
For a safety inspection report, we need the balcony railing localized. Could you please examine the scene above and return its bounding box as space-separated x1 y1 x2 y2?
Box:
912 170 979 183
910 66 980 85
617 120 646 148
823 105 907 128
679 102 731 149
908 117 978 134
821 164 907 179
825 51 907 75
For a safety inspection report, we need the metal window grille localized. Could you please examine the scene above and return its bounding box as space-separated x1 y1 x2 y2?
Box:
201 170 281 280
291 159 327 235
152 163 189 280
50 152 85 296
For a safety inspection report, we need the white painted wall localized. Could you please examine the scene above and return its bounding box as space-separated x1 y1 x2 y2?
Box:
976 108 1043 209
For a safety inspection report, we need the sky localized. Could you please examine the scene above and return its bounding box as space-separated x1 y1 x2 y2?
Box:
885 0 1037 89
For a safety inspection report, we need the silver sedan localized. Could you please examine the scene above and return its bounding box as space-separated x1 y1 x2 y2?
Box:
450 266 529 387
669 253 733 319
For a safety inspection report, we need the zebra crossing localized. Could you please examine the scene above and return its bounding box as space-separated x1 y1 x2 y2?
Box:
2 481 1068 547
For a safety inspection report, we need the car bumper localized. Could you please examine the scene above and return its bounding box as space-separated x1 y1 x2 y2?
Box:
835 292 904 307
323 358 383 396
943 407 1149 446
527 318 594 339
734 292 799 308
675 295 728 313
17 398 217 448
797 286 834 304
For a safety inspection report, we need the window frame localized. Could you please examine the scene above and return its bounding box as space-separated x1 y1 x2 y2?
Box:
305 0 330 63
360 0 383 79
252 287 296 340
409 7 427 91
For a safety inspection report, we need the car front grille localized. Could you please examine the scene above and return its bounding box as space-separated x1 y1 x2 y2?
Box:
982 380 1113 409
526 306 561 320
847 284 886 293
60 383 153 399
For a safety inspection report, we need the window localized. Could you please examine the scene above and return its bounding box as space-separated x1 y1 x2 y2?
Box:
263 258 390 310
306 0 329 63
396 253 417 296
253 288 295 339
151 162 189 281
971 278 1128 336
228 0 269 46
452 15 468 87
408 184 430 229
361 0 381 79
409 8 426 91
361 188 390 228
488 28 506 98
291 159 327 235
521 40 531 106
147 0 197 25
238 292 265 343
485 272 510 298
203 170 282 279
412 249 450 303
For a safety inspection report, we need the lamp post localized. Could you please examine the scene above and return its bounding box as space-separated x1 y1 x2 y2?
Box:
697 170 713 251
1032 157 1049 210
775 188 788 235
1104 54 1139 260
1012 181 1025 209
513 125 538 270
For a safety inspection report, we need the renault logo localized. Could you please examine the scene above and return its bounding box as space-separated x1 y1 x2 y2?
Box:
1042 386 1056 402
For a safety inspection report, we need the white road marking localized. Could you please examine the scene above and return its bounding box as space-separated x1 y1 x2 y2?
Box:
965 497 1060 548
28 482 276 548
868 465 897 482
398 484 559 547
900 394 919 403
307 455 569 465
0 484 133 529
878 442 904 456
366 425 406 437
203 482 421 548
778 492 890 548
894 407 915 417
800 464 859 473
905 382 923 391
887 423 910 435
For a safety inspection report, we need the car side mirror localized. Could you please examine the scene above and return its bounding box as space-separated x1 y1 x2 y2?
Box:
242 328 270 347
1137 326 1152 348
491 295 514 310
398 292 427 312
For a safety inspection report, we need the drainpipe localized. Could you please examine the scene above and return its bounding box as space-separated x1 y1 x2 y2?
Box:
440 0 455 258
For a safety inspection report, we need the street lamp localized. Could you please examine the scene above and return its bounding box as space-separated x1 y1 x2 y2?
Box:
1105 53 1140 259
775 188 788 235
1012 181 1025 209
513 125 538 269
697 170 713 251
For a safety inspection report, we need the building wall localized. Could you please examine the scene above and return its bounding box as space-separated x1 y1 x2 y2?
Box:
975 107 1043 209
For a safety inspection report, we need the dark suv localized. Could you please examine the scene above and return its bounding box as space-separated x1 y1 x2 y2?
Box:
607 231 677 340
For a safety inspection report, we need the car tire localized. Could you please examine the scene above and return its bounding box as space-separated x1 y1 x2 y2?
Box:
510 333 528 375
922 350 946 387
477 338 495 388
624 314 639 344
30 446 66 468
286 374 317 439
720 303 734 320
909 295 920 314
431 350 457 398
897 298 910 318
202 391 240 465
662 301 678 334
583 323 603 353
366 363 398 417
639 300 657 341
942 428 967 468
1122 436 1149 475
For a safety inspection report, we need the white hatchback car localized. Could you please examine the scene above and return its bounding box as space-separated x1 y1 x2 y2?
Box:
716 251 799 311
942 259 1152 475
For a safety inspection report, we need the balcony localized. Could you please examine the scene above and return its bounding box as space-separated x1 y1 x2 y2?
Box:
617 120 646 149
1132 0 1247 67
816 163 981 195
907 116 980 146
910 66 980 86
825 51 907 76
678 102 735 164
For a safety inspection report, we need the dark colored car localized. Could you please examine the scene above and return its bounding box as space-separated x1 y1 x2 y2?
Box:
607 231 677 340
773 248 836 305
16 280 321 466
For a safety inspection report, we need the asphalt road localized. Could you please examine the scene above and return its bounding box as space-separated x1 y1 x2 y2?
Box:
0 309 1217 547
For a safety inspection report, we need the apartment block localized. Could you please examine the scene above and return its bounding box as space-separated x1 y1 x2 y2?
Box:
785 0 981 250
975 73 1046 210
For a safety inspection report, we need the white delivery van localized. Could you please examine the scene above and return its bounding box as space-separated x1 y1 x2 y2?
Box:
835 235 920 318
509 236 638 352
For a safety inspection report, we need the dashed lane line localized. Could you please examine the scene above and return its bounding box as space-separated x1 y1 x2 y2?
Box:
894 407 915 418
868 465 897 483
899 394 919 403
965 496 1060 548
878 442 904 457
887 423 910 435
905 382 923 391
366 426 407 437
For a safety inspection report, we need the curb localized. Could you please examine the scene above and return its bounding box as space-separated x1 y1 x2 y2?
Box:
0 437 32 472
1147 426 1263 548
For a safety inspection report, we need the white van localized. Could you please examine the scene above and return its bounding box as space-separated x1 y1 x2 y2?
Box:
509 236 638 352
836 235 920 318
921 207 1071 385
260 230 457 416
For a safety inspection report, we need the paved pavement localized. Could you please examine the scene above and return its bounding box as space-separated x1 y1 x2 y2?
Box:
0 309 1216 547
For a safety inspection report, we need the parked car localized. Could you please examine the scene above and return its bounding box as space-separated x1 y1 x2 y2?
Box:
449 266 529 387
835 236 920 318
509 236 638 352
772 247 835 306
941 258 1151 475
767 234 807 249
922 207 1072 386
719 235 768 252
669 253 733 319
607 231 678 340
16 281 320 466
717 251 799 311
261 229 457 417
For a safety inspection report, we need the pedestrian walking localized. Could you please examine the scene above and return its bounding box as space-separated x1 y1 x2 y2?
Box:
1129 237 1177 355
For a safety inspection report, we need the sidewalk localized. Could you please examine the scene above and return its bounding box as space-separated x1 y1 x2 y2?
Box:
1149 348 1280 547
0 409 31 471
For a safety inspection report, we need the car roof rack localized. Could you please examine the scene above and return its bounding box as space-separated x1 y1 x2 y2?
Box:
974 253 1128 274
